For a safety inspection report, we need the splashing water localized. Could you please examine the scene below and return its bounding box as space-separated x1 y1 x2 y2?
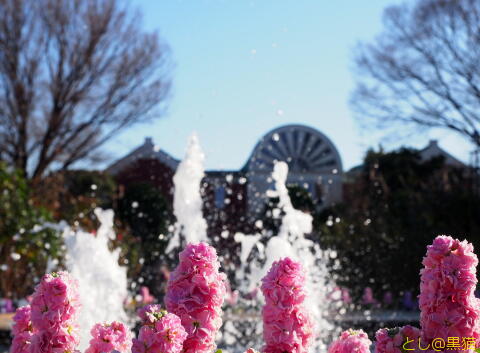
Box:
160 135 339 352
166 133 209 252
229 161 338 352
269 161 337 351
63 208 129 351
39 134 337 353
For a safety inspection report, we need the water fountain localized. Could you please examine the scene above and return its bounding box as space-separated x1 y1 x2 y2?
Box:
15 132 338 353
166 132 209 252
63 208 129 351
165 133 339 352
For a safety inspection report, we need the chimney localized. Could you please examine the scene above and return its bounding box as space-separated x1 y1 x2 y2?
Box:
145 137 153 146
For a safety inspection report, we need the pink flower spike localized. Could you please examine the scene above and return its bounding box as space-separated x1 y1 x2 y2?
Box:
261 257 314 353
29 271 81 353
419 235 480 350
164 242 227 353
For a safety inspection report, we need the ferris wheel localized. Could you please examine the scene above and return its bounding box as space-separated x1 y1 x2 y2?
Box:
246 124 343 174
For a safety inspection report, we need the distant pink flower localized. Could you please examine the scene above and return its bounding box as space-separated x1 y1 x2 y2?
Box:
85 321 132 353
419 235 480 350
328 329 371 353
261 257 314 353
132 305 187 353
362 287 378 306
375 326 421 353
341 288 352 304
225 282 239 306
140 286 155 305
165 242 226 353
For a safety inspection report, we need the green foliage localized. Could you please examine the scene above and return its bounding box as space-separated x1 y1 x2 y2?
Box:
288 184 316 213
317 148 480 303
35 170 117 229
0 163 63 299
117 182 173 295
64 170 116 207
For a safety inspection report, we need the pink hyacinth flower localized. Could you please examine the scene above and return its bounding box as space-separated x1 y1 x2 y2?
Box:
419 235 480 351
261 257 314 353
29 271 81 353
164 242 227 353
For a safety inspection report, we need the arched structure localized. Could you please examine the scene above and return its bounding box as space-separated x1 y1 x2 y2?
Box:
246 124 343 174
244 124 343 216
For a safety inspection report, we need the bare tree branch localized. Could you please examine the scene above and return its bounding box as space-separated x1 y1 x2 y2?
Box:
351 0 480 149
0 0 171 182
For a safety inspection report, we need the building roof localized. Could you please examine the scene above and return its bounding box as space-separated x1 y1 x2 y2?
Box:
419 140 465 168
106 137 179 175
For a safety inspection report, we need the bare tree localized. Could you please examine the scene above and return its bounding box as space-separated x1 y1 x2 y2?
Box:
351 0 480 148
0 0 171 182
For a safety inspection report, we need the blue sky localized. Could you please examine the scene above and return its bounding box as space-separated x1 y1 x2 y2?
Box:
104 0 473 171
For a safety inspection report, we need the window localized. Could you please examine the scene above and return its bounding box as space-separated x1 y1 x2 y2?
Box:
215 186 226 208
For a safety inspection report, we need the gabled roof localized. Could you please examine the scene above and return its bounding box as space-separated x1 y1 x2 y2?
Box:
106 137 179 175
419 140 465 168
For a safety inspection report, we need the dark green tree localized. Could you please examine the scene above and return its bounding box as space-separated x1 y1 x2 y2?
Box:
117 182 172 296
317 149 480 304
0 163 63 299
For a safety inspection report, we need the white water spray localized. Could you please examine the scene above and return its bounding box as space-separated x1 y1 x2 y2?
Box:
63 208 129 351
162 136 339 351
233 161 337 352
166 133 208 251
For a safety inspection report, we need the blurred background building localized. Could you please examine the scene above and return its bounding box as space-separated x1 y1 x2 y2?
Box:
106 125 343 222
